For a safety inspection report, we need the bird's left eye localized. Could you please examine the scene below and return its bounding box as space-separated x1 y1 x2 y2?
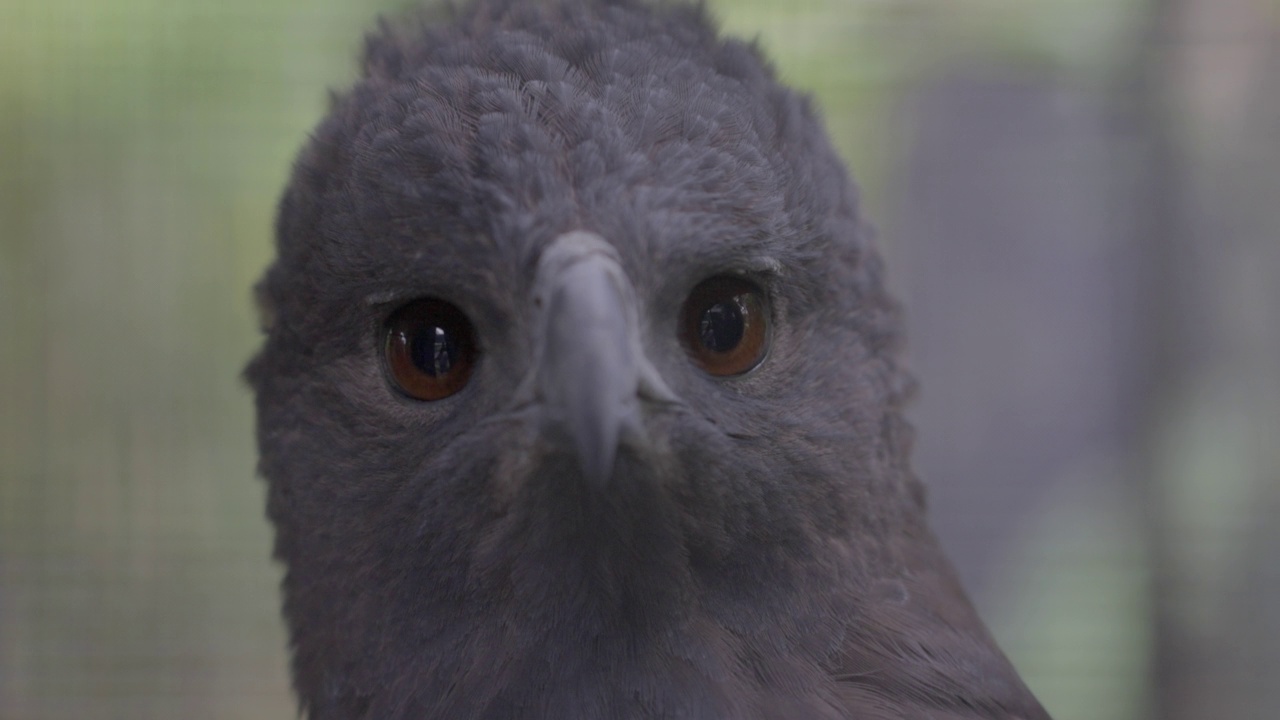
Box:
383 298 477 401
680 276 769 376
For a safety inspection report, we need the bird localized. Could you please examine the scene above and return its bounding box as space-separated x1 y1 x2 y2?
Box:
246 1 1052 718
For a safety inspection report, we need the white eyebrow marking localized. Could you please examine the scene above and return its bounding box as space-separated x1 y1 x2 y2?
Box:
363 289 404 307
729 254 784 278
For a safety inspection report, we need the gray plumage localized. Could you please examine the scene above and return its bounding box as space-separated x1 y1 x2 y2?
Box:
246 1 1051 718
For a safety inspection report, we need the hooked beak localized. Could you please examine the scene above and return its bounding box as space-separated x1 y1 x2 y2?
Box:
528 231 674 488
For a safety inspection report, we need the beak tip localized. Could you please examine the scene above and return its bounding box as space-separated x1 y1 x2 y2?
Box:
580 448 618 490
572 402 645 490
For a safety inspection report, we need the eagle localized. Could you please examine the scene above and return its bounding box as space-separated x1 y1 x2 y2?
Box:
247 1 1051 718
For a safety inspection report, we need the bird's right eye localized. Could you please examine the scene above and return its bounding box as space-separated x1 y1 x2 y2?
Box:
383 298 477 401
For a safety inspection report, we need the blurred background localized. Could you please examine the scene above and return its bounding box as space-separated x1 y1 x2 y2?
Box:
2 0 1277 717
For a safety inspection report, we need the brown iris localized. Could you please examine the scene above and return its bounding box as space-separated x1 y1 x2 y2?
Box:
384 298 477 400
680 276 769 376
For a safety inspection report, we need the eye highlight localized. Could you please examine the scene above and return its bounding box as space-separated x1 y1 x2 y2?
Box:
384 298 477 401
680 276 769 377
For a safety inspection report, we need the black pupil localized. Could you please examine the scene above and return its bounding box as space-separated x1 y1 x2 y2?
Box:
698 297 746 353
409 325 458 377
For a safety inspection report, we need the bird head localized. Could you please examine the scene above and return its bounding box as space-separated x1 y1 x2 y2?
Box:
246 2 1039 719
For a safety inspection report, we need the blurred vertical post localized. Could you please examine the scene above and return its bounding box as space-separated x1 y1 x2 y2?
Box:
1125 0 1280 717
1123 0 1189 716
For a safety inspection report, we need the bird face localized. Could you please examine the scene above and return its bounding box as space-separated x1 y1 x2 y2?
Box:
247 2 972 718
